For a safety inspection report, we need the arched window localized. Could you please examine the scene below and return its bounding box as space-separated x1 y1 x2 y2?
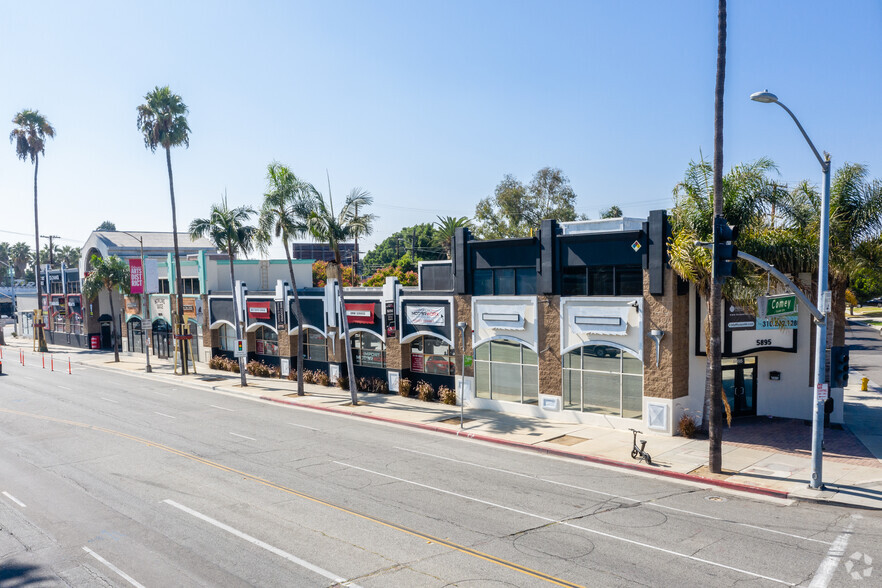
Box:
410 335 454 375
562 344 643 418
351 332 385 368
303 329 327 361
218 324 237 352
54 313 66 333
474 340 538 404
256 326 279 356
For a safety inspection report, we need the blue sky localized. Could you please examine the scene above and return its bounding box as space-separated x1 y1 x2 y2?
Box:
1 1 880 257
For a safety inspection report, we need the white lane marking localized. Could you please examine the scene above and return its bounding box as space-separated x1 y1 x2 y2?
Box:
230 432 257 441
210 405 235 412
21 376 34 381
289 423 320 431
335 461 793 586
2 491 26 507
101 397 119 404
58 385 72 391
82 546 146 588
809 519 855 587
154 412 177 419
395 446 830 545
162 499 362 587
151 390 169 396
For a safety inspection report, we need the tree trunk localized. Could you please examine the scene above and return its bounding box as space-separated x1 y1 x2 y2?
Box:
707 0 727 474
33 154 48 352
108 286 119 362
166 147 188 375
329 260 359 405
284 238 305 395
228 250 247 386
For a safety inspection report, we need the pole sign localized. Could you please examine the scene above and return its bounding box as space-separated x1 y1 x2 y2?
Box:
234 339 247 358
463 354 473 367
762 294 797 318
129 259 144 294
816 382 829 402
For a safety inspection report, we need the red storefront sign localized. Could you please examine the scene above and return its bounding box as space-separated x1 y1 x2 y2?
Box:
345 303 374 324
129 258 144 294
247 301 271 319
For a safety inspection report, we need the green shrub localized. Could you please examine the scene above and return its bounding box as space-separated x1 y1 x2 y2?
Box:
439 385 456 405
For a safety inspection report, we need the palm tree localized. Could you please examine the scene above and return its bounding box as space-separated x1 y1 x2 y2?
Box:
189 196 257 387
257 163 320 396
137 86 191 374
433 215 471 259
10 109 55 352
10 242 31 279
58 245 81 267
0 242 9 286
308 186 376 405
82 255 130 363
600 205 623 219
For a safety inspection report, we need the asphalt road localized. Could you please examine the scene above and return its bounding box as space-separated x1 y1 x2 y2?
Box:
1 356 880 587
846 319 882 386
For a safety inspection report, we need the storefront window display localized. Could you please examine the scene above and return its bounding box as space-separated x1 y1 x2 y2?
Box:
70 313 83 335
256 326 279 356
54 313 66 333
410 335 454 375
304 329 327 361
562 344 643 418
351 332 386 368
474 340 538 404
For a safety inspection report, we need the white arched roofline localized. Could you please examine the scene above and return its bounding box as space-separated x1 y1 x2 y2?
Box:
340 327 385 340
210 319 236 330
473 335 538 353
401 331 454 347
288 324 328 338
561 339 642 361
246 322 277 334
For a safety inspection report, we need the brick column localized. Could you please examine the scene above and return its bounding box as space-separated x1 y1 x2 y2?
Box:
642 269 689 401
453 295 473 377
538 295 561 397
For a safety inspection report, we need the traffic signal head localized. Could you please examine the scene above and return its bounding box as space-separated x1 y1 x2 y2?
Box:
713 217 739 280
830 345 850 388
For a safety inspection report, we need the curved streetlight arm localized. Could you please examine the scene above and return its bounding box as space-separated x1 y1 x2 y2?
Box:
773 101 829 172
736 250 824 323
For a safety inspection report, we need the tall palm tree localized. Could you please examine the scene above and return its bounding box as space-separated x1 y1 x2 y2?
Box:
137 86 191 374
308 186 376 405
189 196 257 387
58 245 81 267
707 0 728 474
0 242 9 286
433 215 471 259
10 109 55 352
10 242 31 279
82 255 130 363
257 163 320 396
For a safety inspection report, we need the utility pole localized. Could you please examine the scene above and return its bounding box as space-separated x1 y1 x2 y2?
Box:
40 235 60 267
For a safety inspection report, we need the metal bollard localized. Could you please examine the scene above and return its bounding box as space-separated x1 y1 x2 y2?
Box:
862 377 870 392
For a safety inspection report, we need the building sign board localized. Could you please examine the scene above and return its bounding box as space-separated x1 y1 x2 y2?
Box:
345 303 374 324
725 304 756 331
151 296 172 322
246 301 271 319
129 259 144 294
125 296 141 316
756 315 798 330
405 305 445 326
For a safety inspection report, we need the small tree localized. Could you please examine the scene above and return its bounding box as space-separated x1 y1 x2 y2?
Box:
189 196 257 387
82 255 130 362
96 221 117 231
308 187 375 405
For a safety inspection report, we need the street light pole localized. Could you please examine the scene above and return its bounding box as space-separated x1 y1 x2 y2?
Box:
121 232 152 373
751 90 830 490
457 321 468 428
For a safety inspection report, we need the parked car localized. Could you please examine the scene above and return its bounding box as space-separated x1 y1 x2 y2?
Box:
866 297 882 306
424 356 454 375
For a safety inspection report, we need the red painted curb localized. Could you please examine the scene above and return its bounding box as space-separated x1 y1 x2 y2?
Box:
260 396 791 500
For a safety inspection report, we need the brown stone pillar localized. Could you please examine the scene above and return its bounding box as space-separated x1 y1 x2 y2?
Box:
538 295 561 397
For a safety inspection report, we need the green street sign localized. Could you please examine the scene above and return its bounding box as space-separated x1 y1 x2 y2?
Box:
765 294 797 317
464 355 473 367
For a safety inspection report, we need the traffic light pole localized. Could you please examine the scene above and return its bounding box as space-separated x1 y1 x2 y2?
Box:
810 158 832 490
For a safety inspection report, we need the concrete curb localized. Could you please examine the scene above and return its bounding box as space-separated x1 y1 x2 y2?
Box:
260 395 794 501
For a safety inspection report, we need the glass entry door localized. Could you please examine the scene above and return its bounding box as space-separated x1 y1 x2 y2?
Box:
721 357 757 418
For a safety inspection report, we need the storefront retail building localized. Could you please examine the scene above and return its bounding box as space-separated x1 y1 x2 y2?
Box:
200 211 833 436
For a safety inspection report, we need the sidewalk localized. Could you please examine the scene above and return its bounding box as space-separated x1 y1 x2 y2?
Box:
3 329 881 510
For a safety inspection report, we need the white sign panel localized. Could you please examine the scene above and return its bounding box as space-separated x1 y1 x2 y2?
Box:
150 296 171 322
143 258 160 294
817 383 829 402
406 305 445 326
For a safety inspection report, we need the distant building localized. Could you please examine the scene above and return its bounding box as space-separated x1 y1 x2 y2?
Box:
291 242 358 266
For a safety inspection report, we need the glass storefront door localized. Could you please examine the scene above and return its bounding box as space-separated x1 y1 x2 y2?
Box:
721 357 757 418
